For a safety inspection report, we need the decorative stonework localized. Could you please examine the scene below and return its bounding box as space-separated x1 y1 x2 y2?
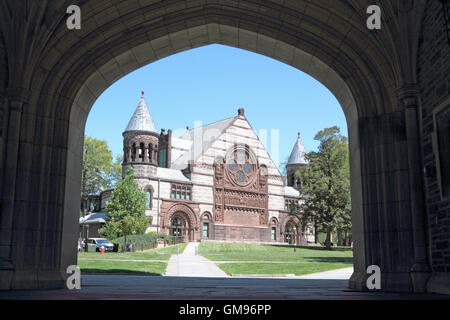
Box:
123 131 159 165
162 202 199 230
213 145 268 226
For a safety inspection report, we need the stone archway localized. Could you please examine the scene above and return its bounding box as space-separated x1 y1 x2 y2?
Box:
0 1 439 293
163 203 199 242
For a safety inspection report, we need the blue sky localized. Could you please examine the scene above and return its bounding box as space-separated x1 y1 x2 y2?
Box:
85 44 347 171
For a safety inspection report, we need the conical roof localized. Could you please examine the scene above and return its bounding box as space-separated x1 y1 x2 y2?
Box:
287 132 307 166
124 91 157 133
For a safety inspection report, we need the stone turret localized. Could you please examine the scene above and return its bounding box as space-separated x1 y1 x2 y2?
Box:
122 91 159 178
286 132 308 188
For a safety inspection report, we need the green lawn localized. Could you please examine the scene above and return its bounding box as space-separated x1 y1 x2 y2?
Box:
77 243 187 275
78 242 187 261
198 242 353 276
78 260 167 276
198 242 353 262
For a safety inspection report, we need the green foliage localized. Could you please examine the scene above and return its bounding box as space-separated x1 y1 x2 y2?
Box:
110 233 175 251
108 154 123 188
81 136 122 213
81 137 114 208
99 167 148 242
294 126 351 249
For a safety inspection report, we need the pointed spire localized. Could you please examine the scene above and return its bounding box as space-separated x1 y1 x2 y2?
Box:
287 131 307 166
124 92 157 133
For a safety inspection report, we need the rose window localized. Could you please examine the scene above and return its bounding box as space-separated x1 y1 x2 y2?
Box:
226 146 257 187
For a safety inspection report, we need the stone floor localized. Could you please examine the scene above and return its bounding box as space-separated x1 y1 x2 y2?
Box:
0 274 448 300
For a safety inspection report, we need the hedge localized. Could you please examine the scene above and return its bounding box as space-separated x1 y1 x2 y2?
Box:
110 233 174 251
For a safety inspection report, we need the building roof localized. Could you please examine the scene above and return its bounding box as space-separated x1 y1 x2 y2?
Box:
124 91 157 133
156 167 192 184
79 212 107 225
284 186 300 198
287 132 308 166
171 116 237 170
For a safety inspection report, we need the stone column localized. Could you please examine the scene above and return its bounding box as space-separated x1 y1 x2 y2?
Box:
0 88 28 290
399 87 431 292
143 145 148 163
149 144 153 162
127 144 132 163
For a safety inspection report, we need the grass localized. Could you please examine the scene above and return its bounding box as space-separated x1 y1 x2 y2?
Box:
78 260 167 276
76 242 354 277
78 242 187 261
77 243 187 275
198 242 353 276
198 242 353 262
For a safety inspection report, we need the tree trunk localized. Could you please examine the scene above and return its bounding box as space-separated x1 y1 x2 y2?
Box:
337 229 343 246
124 233 127 252
325 227 332 250
314 225 318 244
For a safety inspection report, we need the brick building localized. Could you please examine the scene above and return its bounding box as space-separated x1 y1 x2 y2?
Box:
96 92 314 244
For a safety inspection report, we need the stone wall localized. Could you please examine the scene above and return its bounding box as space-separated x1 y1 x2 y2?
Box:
417 1 450 292
214 225 271 242
0 32 5 177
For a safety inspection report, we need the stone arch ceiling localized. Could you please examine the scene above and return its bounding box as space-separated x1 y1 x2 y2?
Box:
11 1 409 113
0 1 425 137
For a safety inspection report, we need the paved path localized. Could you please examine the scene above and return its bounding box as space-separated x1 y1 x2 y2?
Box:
1 275 447 300
165 242 228 277
296 267 353 279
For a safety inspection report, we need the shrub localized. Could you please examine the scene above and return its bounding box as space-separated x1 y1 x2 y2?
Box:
111 233 174 251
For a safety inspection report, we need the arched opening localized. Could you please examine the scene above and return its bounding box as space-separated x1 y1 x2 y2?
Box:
270 218 279 242
170 215 187 239
1 1 435 294
284 220 297 245
65 24 365 288
201 212 214 240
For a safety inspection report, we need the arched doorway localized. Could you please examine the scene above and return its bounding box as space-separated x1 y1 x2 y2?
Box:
170 215 188 243
164 203 199 243
284 221 297 245
0 1 436 293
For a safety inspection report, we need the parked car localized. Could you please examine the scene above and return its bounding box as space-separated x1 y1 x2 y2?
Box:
86 238 114 252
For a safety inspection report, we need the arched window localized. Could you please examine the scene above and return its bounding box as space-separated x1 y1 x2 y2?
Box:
270 218 278 241
145 188 153 209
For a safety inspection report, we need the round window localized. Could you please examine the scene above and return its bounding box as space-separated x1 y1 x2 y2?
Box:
236 171 245 183
225 145 257 186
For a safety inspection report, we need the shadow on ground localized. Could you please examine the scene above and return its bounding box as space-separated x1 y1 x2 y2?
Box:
0 275 448 300
303 257 353 263
81 269 162 276
267 244 352 252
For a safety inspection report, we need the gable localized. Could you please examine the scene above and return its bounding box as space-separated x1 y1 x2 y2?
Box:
197 114 283 179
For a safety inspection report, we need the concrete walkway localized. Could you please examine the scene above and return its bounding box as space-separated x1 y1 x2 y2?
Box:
165 242 228 277
297 267 353 279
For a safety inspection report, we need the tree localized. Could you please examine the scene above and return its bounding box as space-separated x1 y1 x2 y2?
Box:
81 136 115 215
99 167 148 249
106 155 123 188
295 126 351 250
